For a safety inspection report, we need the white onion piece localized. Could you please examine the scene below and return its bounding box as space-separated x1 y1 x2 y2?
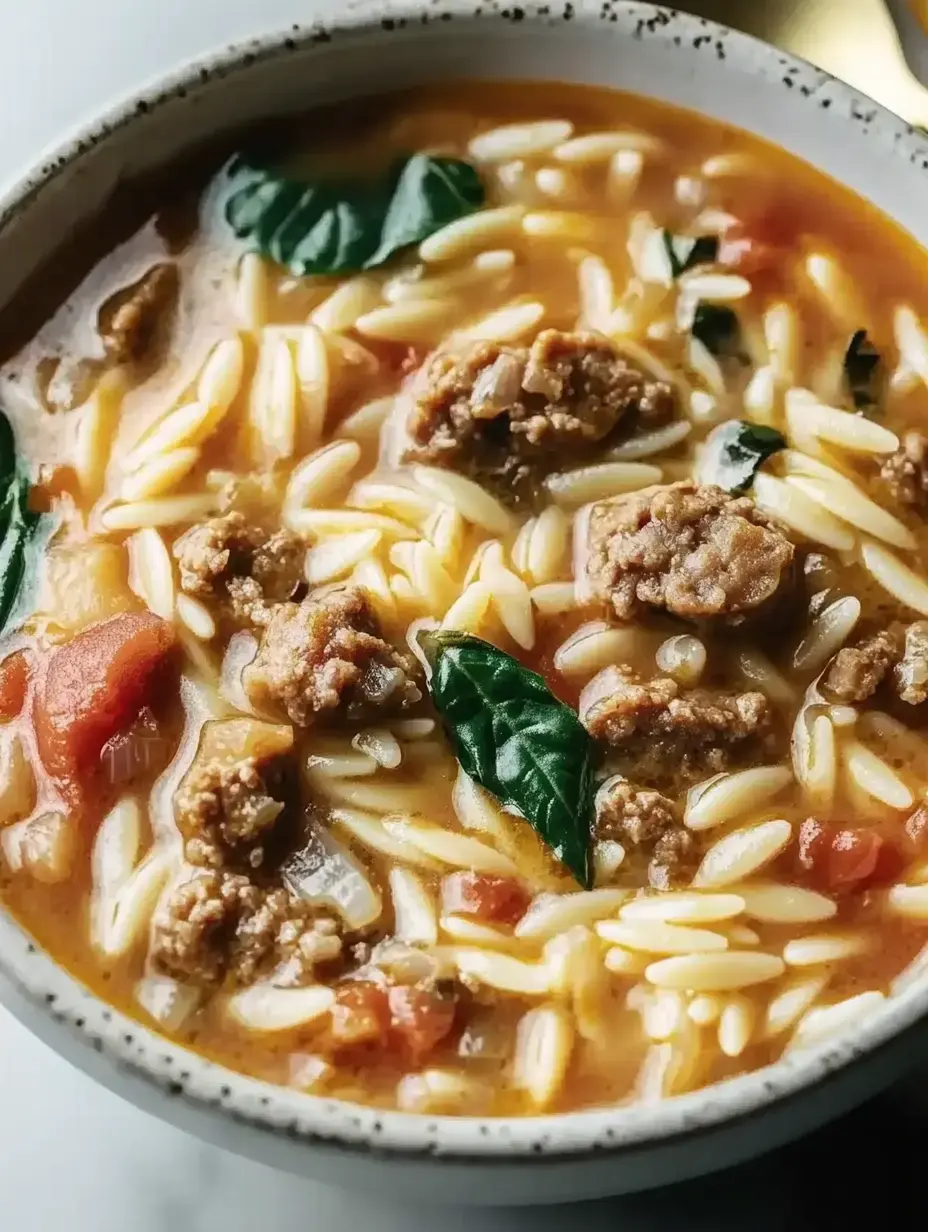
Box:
578 665 631 727
791 672 829 789
284 825 382 929
219 630 264 716
148 676 220 842
135 974 201 1031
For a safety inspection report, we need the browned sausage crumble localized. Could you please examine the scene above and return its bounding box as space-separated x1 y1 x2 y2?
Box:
581 664 772 784
152 717 343 989
173 512 304 627
584 481 796 625
245 585 420 727
880 430 928 510
99 262 179 365
150 869 341 988
404 329 675 505
594 777 695 889
823 620 928 706
174 719 297 870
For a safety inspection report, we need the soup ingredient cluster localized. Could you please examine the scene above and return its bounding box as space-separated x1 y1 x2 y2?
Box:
584 480 795 624
405 329 674 504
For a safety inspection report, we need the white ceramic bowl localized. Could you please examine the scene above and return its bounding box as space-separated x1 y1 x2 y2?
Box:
3 0 928 1207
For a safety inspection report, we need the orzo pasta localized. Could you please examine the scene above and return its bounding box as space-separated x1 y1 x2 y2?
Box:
3 83 928 1116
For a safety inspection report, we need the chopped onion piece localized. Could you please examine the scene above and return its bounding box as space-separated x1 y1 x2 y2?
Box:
135 974 201 1031
219 630 262 716
284 823 382 929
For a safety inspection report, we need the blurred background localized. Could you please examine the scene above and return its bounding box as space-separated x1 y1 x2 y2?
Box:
0 0 927 184
701 0 928 119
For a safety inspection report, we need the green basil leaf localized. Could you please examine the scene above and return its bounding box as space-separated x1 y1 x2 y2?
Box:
0 412 51 634
662 232 719 278
421 631 595 888
0 412 15 487
691 304 743 358
225 152 485 276
698 419 786 493
843 329 883 413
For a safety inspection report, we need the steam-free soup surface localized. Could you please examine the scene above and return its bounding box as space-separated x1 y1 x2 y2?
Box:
3 82 928 1115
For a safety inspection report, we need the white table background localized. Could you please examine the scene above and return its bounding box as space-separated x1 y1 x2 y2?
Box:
0 2 926 1228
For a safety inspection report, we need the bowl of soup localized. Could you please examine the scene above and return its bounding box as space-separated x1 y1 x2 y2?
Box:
4 0 928 1206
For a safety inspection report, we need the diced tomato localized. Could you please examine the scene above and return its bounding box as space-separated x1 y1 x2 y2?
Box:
330 982 391 1047
717 206 793 279
797 817 899 894
0 652 30 721
328 981 456 1061
441 871 531 925
33 611 176 814
388 985 456 1061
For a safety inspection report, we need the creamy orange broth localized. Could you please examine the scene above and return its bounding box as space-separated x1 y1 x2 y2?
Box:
0 82 926 1114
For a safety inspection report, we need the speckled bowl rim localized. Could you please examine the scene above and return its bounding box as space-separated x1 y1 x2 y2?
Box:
3 0 928 1166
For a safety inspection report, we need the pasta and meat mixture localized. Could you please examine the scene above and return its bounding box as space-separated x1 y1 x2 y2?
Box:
2 82 928 1115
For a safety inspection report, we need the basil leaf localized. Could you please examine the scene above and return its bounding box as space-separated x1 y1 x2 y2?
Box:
843 329 883 413
692 304 743 358
663 232 719 278
225 153 485 276
0 412 15 486
0 411 50 634
421 631 595 888
698 419 786 493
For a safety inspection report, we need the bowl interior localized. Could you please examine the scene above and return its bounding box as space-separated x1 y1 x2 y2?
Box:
2 0 928 1185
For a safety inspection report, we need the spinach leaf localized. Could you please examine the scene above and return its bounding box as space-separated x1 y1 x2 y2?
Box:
699 419 786 493
224 153 485 277
420 630 595 888
692 304 743 357
0 411 50 633
663 231 719 278
843 329 883 412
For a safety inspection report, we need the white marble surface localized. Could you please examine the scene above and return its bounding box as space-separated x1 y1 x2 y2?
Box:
1 1 928 1228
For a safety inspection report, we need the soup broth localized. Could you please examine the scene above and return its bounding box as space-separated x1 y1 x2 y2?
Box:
3 81 928 1115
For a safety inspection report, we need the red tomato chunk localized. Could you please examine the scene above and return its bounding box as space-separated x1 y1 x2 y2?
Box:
329 981 456 1061
718 207 793 279
441 871 531 925
387 985 456 1061
0 651 30 721
797 818 901 894
33 611 177 813
330 983 391 1048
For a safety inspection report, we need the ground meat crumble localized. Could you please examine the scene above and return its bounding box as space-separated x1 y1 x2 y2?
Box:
403 329 675 505
580 664 772 784
152 716 343 989
99 262 179 365
583 481 796 625
880 430 928 511
150 869 341 989
823 621 928 707
595 777 695 889
245 585 420 727
174 718 297 870
173 512 304 626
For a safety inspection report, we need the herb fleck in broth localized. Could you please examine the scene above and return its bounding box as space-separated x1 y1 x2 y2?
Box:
1 81 928 1115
